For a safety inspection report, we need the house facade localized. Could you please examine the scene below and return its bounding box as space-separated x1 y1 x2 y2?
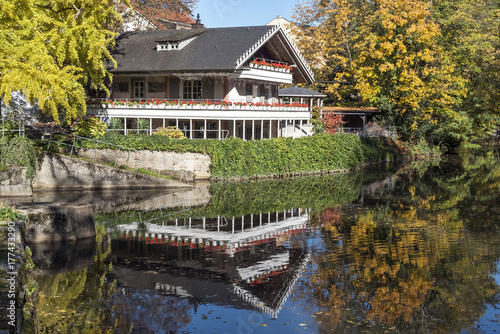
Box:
86 25 317 140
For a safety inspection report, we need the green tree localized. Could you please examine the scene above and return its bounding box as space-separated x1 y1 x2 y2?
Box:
431 0 500 146
0 0 130 124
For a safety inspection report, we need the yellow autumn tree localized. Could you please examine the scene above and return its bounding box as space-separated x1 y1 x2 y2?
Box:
0 0 130 124
354 0 467 142
293 0 468 143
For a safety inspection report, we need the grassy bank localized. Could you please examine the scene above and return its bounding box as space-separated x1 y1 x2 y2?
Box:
72 132 439 179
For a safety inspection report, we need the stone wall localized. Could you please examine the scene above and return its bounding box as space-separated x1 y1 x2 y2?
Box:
33 153 192 191
75 149 211 180
0 167 32 197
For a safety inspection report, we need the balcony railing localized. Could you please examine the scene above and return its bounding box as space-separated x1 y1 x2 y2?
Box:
86 98 309 111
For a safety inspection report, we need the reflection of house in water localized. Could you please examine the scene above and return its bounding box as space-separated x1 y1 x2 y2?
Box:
109 208 310 319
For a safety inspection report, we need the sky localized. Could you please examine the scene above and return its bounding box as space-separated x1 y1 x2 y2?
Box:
193 0 298 28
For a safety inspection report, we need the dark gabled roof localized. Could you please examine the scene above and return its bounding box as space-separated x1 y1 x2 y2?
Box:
110 26 275 73
279 86 326 98
155 29 204 43
109 26 315 83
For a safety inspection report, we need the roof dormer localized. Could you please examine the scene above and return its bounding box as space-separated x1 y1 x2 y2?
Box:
157 41 180 51
156 32 203 52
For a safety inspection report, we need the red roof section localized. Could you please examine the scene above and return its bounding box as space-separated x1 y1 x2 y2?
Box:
130 0 196 28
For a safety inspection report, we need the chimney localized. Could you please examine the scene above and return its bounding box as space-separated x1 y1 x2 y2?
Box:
191 13 204 29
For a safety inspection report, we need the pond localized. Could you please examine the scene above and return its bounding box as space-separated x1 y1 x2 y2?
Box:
28 147 500 333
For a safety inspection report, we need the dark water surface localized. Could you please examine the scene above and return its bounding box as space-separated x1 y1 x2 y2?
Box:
30 148 500 333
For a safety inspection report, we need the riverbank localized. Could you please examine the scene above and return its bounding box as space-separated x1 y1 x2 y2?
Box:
1 134 440 189
71 133 440 180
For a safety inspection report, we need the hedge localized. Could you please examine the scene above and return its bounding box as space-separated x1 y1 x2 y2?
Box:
73 132 424 179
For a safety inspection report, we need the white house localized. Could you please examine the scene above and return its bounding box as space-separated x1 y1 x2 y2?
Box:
86 24 318 140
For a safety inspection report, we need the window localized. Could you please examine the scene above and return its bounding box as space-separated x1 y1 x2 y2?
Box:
183 80 202 100
118 82 129 92
134 81 144 98
157 42 180 51
148 82 165 93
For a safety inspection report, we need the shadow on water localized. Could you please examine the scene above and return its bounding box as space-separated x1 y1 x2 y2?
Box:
26 151 500 333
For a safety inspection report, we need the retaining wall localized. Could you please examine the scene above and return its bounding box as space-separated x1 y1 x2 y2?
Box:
0 167 32 197
33 153 191 191
75 149 211 180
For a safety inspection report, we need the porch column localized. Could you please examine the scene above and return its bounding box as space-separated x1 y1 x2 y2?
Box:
124 118 127 135
218 119 221 140
278 119 281 138
163 118 166 128
286 120 288 138
175 118 178 129
261 120 264 139
150 118 152 135
269 120 272 139
204 119 207 139
243 120 246 140
252 120 255 140
233 119 236 138
190 119 193 139
292 120 295 139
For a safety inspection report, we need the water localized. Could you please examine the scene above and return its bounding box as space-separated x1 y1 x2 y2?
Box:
29 148 500 333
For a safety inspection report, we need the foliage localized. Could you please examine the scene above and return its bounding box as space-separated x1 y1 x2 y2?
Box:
107 117 124 130
0 0 130 124
321 112 345 134
0 205 25 221
136 118 150 133
292 0 499 146
71 116 107 139
153 126 186 139
0 137 38 180
431 0 500 146
0 120 22 139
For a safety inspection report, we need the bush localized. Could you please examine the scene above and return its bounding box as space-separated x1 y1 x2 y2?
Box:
0 120 23 139
107 118 123 130
0 205 25 221
71 115 107 138
153 126 185 139
0 137 38 180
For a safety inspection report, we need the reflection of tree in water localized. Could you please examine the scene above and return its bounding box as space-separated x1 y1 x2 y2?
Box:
111 290 192 334
294 152 500 333
35 235 193 333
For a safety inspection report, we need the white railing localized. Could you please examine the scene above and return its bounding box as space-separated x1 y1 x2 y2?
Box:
106 128 230 140
338 127 396 138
